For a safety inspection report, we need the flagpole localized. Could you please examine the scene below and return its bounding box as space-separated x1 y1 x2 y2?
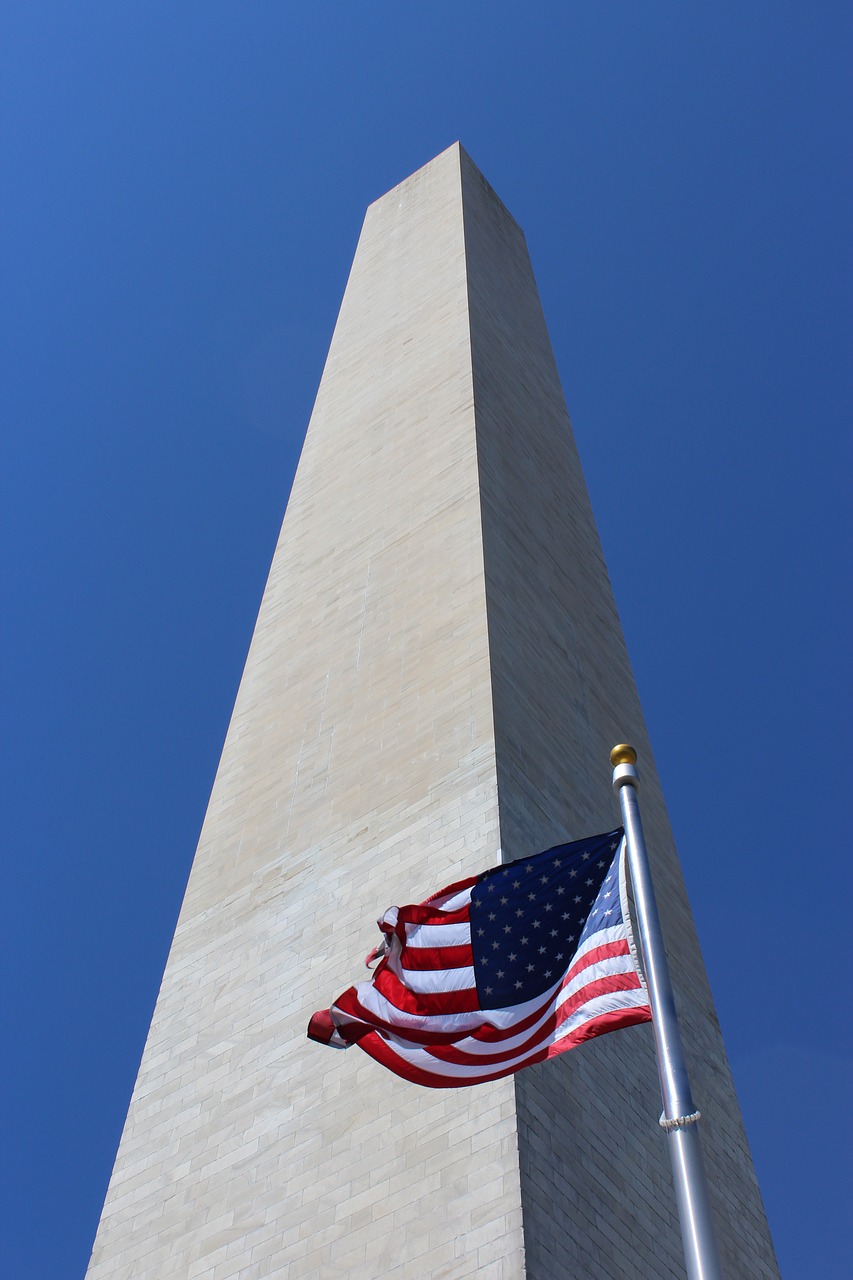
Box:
611 744 723 1280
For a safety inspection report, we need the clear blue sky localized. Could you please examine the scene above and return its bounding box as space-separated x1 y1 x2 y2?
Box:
2 5 850 1277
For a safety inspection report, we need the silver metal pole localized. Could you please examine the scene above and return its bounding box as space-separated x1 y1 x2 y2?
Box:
611 744 723 1280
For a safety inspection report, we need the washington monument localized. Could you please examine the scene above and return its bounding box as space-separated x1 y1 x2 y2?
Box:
87 145 778 1278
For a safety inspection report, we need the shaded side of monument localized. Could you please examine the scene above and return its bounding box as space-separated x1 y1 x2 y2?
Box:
87 144 778 1279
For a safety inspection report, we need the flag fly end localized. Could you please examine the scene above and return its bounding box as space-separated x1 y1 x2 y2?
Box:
307 1010 348 1050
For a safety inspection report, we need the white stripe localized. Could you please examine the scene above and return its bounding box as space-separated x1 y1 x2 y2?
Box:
570 923 629 964
552 987 650 1046
346 982 486 1034
429 885 474 912
386 953 476 994
348 973 558 1038
342 925 637 1039
392 924 630 1015
348 961 575 1044
555 953 636 1012
380 1029 540 1080
449 955 638 1058
405 921 471 949
377 987 650 1081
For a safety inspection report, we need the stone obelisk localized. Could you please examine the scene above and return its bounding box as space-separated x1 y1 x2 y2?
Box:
87 145 778 1279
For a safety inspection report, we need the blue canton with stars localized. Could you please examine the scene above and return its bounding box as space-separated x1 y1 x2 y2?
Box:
469 829 624 1009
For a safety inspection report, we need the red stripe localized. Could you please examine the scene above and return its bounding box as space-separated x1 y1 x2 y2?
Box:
333 987 481 1045
306 1009 337 1044
333 936 636 1047
467 939 632 1044
354 1006 651 1088
553 957 641 1026
543 1005 652 1059
400 943 473 971
393 937 628 1011
327 1018 375 1046
556 969 643 1026
568 939 630 981
371 965 480 1015
396 902 471 928
426 972 644 1065
341 936 633 1040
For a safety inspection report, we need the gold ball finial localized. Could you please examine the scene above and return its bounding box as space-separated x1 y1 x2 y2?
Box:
610 743 638 767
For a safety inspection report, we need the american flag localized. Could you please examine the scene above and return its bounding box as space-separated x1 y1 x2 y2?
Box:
308 828 652 1086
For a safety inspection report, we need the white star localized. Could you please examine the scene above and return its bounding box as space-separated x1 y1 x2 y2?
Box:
486 986 493 994
515 980 523 990
497 969 505 978
605 908 613 916
500 896 508 905
488 912 496 921
526 866 534 875
544 970 552 978
528 892 536 901
550 929 558 937
492 941 500 950
586 878 594 886
556 952 564 961
477 928 485 937
515 909 524 918
532 919 541 929
503 925 512 934
570 869 578 878
488 883 496 892
557 886 565 896
562 912 570 920
582 852 590 861
540 875 549 884
574 895 582 904
598 860 605 869
527 963 535 972
544 903 553 913
512 879 521 889
520 936 529 945
538 945 546 954
554 858 562 868
508 952 517 962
